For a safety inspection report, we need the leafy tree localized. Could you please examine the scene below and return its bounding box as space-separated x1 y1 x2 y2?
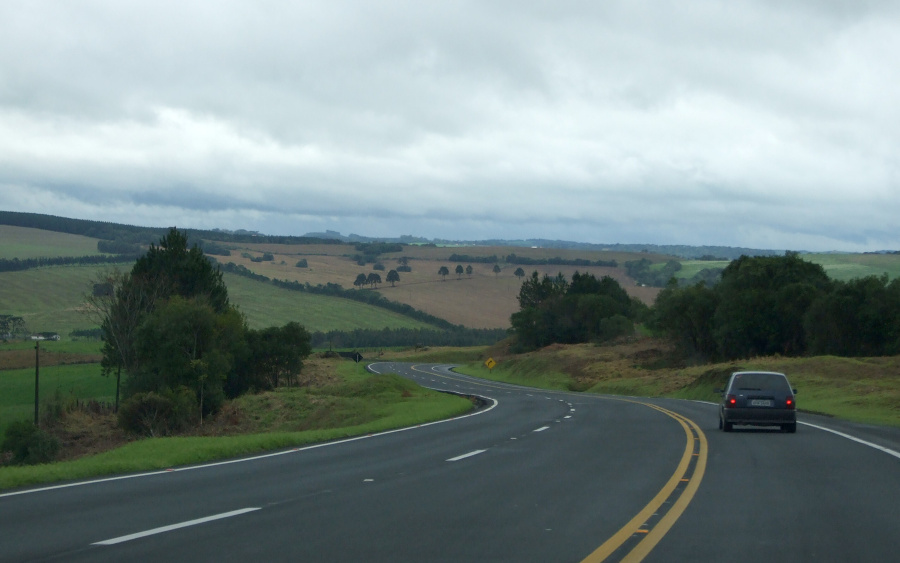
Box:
455 264 464 278
438 266 450 280
354 273 368 288
295 259 308 268
94 228 238 418
650 253 833 360
514 267 526 280
510 272 636 351
652 280 719 359
367 272 382 288
130 228 229 313
0 315 27 338
244 322 311 389
492 264 501 275
387 270 400 287
127 297 245 422
805 275 900 357
466 265 473 277
712 253 829 358
84 268 163 411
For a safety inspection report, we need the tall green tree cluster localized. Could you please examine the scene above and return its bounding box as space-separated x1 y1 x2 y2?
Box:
510 271 644 351
96 228 311 433
652 253 900 360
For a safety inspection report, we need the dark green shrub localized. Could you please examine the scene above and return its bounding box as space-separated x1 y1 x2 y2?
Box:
1 420 60 465
597 315 634 343
118 387 197 437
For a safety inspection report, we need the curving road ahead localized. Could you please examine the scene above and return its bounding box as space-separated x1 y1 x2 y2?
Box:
1 362 898 562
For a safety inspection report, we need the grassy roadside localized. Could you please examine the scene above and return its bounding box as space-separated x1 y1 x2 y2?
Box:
449 341 900 427
0 360 473 491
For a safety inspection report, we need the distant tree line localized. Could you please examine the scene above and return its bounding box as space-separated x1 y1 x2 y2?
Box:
0 210 342 246
650 253 900 360
449 254 500 263
218 261 456 329
311 327 508 349
510 271 647 351
97 239 143 254
504 254 618 267
70 328 103 340
0 254 139 273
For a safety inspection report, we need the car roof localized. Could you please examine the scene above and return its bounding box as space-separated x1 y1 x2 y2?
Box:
731 371 786 376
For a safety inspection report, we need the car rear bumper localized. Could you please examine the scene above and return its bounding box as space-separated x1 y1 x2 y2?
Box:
722 407 796 426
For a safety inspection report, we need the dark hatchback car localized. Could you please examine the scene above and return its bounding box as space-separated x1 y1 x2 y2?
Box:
718 371 797 433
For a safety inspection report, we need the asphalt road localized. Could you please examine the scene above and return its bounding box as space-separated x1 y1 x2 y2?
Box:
1 363 898 562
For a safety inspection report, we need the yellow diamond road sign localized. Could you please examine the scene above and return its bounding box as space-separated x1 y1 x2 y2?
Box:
484 357 496 370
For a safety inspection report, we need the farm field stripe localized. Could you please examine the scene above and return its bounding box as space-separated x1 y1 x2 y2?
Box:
92 507 261 545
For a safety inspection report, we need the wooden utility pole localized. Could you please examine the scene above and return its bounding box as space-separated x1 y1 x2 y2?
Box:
34 340 40 426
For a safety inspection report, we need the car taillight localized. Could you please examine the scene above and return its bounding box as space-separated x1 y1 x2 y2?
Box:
786 397 795 409
726 394 737 408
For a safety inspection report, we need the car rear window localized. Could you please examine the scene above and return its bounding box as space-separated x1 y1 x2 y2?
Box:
730 373 791 392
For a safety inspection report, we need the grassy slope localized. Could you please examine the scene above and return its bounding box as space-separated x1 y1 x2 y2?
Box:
804 253 900 281
0 265 106 336
451 342 900 427
0 225 106 259
0 361 473 491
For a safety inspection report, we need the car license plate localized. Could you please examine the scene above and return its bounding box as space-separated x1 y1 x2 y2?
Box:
750 399 773 407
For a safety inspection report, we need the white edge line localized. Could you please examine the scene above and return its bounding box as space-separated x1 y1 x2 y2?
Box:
92 507 261 545
533 426 550 433
799 421 900 460
1 371 499 499
446 449 487 462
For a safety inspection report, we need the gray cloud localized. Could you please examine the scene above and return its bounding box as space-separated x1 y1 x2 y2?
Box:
1 0 899 251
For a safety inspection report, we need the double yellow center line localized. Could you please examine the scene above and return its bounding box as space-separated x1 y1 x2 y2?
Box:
582 401 708 562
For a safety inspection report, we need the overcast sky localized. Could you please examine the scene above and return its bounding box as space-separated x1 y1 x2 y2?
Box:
1 1 898 251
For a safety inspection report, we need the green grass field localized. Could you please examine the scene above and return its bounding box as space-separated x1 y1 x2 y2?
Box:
0 265 107 336
804 253 900 281
673 260 731 279
0 363 116 436
0 226 106 259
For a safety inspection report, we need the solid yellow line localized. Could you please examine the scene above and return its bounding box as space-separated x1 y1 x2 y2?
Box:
581 402 707 563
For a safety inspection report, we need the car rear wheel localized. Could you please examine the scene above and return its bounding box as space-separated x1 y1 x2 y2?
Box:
782 422 797 433
722 420 733 432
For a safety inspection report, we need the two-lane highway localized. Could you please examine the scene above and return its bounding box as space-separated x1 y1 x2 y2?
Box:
1 362 897 561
